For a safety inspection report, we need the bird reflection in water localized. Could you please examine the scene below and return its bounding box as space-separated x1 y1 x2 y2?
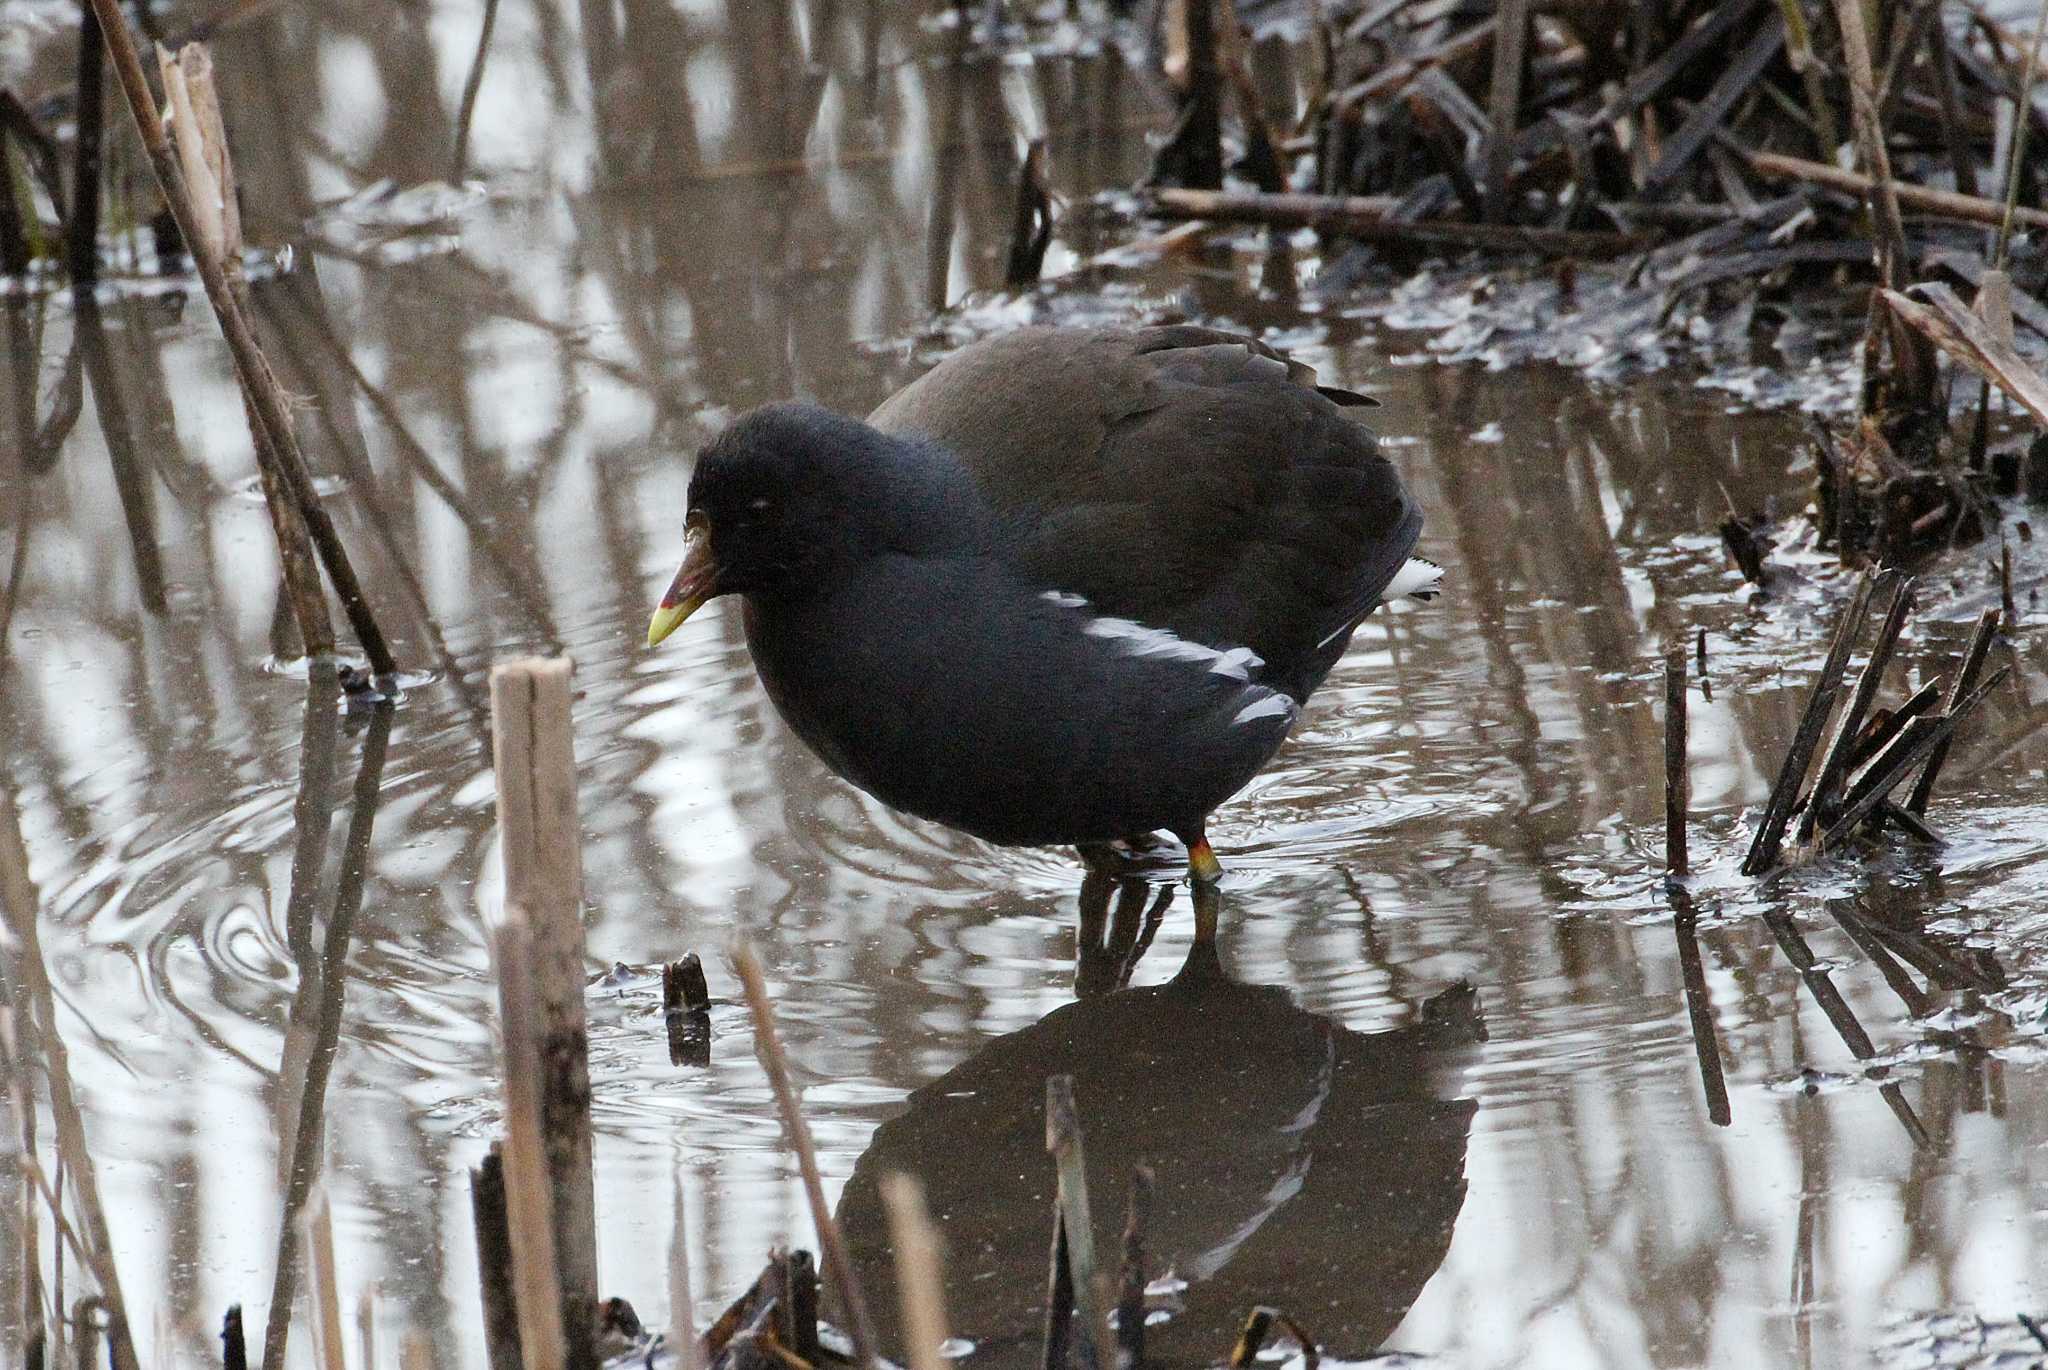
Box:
838 885 1483 1368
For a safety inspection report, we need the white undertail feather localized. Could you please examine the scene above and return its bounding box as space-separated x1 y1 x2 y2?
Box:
1386 557 1444 602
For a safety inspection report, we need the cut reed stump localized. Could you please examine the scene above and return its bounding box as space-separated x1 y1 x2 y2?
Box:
489 657 600 1369
664 953 713 1067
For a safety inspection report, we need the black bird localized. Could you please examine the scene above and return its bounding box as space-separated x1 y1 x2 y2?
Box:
647 325 1437 891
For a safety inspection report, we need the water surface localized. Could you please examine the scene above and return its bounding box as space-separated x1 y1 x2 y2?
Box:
3 5 2047 1368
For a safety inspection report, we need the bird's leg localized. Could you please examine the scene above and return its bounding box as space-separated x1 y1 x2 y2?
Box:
1184 832 1224 886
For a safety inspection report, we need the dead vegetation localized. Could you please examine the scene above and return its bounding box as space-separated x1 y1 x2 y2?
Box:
1136 0 2048 568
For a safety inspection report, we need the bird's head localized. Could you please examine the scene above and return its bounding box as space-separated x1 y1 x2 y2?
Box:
647 402 975 646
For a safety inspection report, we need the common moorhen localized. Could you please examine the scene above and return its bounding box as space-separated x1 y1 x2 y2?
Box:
647 325 1437 886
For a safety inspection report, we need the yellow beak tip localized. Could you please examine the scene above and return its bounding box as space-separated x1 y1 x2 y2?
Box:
647 602 691 648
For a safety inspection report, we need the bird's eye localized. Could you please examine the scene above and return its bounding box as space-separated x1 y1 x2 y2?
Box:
748 497 772 513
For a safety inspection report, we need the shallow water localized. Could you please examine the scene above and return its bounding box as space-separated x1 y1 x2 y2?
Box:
4 4 2048 1368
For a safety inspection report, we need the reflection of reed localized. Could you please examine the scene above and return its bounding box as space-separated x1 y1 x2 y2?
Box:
73 295 167 615
261 672 393 1368
0 775 141 1370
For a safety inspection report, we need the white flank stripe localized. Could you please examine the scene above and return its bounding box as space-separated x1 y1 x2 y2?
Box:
1042 590 1265 681
1233 694 1296 726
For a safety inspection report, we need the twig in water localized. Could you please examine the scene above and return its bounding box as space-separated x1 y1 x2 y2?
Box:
880 1175 953 1370
731 941 881 1370
1907 609 2001 814
157 44 333 657
1664 644 1688 878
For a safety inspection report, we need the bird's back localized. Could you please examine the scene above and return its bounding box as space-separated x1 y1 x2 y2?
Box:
869 325 1420 700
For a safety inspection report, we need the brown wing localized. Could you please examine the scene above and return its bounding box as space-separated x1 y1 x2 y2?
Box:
867 325 1418 697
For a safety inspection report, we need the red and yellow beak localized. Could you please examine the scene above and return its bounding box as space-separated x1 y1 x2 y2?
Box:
647 512 716 647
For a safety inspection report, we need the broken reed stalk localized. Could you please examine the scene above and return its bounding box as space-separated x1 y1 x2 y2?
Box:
1480 0 1530 223
730 941 881 1370
488 658 599 1368
1213 0 1283 193
1115 1166 1152 1369
1798 572 1913 844
1817 664 2012 849
1907 608 2000 814
879 1175 953 1370
80 4 397 677
1744 151 2048 232
1229 1307 1319 1370
1159 0 1224 189
1994 0 2048 265
1145 188 1652 257
1773 0 1839 160
1828 0 1907 284
157 43 332 658
471 1148 523 1370
491 911 570 1370
1045 1077 1113 1370
1882 285 2048 428
1743 571 1879 875
1664 644 1688 878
